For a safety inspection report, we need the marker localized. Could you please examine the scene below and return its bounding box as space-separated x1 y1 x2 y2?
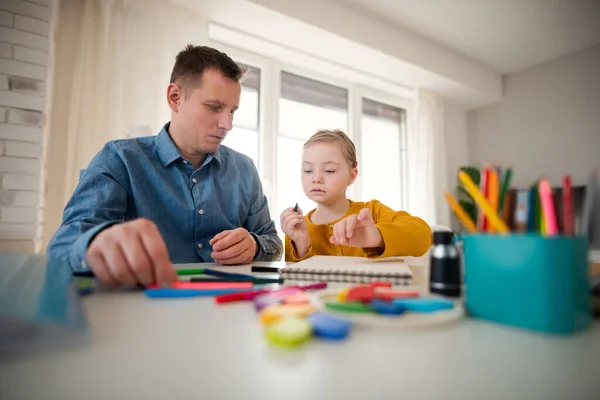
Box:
498 168 513 214
146 281 253 290
293 203 299 212
202 268 257 280
444 192 477 232
563 175 574 235
72 268 206 278
145 288 246 298
458 170 510 233
190 277 284 284
538 179 558 236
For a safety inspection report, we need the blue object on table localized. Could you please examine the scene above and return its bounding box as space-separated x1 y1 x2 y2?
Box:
392 298 453 313
0 253 90 356
309 312 351 340
463 234 592 334
370 299 407 315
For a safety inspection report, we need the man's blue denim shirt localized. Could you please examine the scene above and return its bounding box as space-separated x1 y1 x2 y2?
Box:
47 123 283 271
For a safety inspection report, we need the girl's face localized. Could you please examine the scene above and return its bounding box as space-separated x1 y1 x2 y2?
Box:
301 142 357 206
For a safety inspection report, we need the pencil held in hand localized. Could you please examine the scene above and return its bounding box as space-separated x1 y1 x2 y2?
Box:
293 203 299 212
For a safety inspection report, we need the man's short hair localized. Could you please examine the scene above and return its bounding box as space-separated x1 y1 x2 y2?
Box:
170 45 245 94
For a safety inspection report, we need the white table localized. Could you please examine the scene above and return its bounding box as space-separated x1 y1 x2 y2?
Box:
1 260 600 399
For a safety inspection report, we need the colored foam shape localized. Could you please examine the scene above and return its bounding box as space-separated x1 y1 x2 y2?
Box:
309 312 351 340
260 303 316 325
346 285 375 302
254 293 283 311
282 292 311 305
265 317 312 347
369 299 407 315
324 299 373 313
373 288 420 301
393 298 454 313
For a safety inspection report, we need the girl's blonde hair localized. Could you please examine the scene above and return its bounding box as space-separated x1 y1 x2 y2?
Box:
303 129 357 169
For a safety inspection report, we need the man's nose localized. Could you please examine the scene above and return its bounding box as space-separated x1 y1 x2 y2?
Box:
217 112 233 131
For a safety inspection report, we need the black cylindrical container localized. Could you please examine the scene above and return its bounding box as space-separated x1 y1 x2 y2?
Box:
429 231 461 297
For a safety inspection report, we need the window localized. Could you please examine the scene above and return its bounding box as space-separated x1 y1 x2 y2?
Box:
277 71 349 217
358 98 407 210
222 63 260 167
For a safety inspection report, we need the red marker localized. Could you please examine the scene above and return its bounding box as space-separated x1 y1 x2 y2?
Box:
563 175 574 235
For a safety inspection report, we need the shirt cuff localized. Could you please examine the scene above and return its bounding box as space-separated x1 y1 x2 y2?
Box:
250 233 283 261
69 221 118 272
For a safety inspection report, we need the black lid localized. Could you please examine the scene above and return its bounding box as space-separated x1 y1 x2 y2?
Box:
433 231 454 245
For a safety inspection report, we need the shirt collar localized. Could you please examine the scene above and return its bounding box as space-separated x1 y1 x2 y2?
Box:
155 122 222 168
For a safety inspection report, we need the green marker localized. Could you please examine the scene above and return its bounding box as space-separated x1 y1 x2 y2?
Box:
498 168 513 215
176 268 205 276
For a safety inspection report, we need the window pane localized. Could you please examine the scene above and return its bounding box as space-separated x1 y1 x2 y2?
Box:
222 62 260 167
359 98 406 210
223 127 259 167
279 72 348 140
277 72 348 222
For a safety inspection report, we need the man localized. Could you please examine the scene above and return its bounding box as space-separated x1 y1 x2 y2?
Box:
47 45 283 287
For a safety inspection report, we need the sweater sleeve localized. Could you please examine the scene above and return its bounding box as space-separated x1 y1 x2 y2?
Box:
362 200 432 258
284 235 315 262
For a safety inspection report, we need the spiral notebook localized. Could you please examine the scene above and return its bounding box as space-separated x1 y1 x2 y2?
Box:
281 256 412 285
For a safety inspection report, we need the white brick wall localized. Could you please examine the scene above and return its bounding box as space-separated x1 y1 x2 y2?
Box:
0 0 55 254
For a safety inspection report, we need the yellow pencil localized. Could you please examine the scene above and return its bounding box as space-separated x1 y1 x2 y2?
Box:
458 171 510 234
444 192 477 232
487 168 499 233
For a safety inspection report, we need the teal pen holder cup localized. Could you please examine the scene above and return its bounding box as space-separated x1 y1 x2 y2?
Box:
463 234 592 334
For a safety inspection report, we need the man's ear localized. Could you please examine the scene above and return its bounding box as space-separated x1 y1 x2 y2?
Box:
167 83 182 112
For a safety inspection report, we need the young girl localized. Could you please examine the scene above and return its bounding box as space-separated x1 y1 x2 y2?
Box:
280 129 432 261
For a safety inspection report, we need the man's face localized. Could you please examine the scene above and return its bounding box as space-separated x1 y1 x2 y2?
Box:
173 68 241 154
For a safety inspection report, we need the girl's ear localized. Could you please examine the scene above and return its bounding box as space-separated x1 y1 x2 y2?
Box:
348 167 358 186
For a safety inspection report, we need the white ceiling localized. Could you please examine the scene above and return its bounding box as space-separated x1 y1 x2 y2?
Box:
344 0 600 74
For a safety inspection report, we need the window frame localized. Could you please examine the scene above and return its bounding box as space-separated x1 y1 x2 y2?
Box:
208 39 414 213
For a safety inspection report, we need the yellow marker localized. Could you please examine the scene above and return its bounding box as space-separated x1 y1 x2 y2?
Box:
487 169 499 233
458 171 510 234
444 192 477 233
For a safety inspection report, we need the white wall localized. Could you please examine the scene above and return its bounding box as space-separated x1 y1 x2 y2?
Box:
0 0 56 253
469 44 600 188
444 99 469 231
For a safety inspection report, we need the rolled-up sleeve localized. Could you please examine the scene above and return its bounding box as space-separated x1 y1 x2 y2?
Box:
46 143 130 271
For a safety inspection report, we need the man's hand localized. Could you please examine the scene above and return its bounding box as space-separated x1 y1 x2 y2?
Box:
210 228 257 265
330 208 384 249
86 218 177 287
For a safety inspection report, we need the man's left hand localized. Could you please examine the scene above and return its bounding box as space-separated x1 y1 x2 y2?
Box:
209 228 257 264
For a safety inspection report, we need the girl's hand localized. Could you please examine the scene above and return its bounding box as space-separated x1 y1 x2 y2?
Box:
330 208 384 249
280 206 310 255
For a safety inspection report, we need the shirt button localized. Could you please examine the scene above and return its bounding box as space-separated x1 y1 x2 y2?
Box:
192 178 197 183
197 243 203 249
198 209 204 215
183 160 189 164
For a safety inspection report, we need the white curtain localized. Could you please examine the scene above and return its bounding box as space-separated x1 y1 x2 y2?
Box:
62 0 208 202
407 89 450 227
